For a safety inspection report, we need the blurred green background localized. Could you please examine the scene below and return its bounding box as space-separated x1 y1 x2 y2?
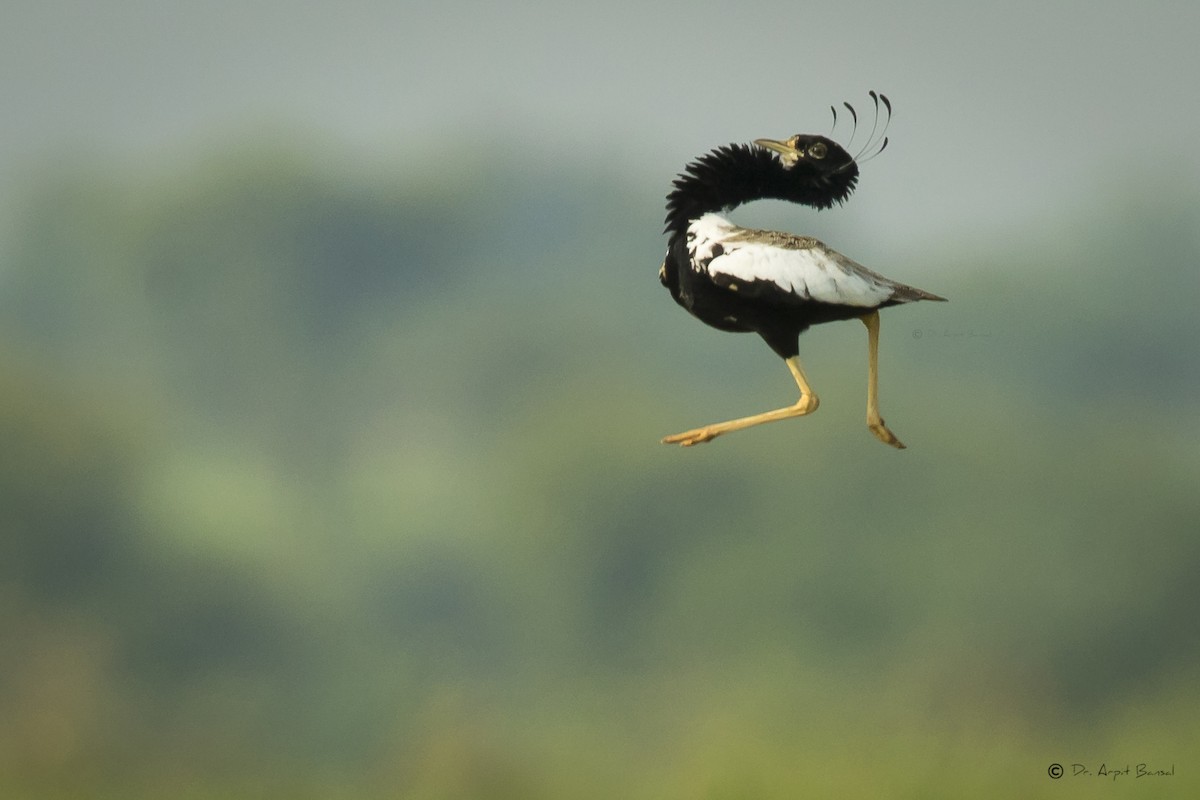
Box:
2 2 1198 798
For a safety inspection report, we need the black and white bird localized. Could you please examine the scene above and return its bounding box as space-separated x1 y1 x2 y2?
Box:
659 93 945 449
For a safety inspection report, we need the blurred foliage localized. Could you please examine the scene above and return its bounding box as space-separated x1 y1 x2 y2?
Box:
0 140 1198 798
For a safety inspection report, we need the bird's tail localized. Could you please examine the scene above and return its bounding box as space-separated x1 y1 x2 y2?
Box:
892 283 947 303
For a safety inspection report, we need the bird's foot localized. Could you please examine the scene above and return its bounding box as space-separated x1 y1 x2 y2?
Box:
662 395 819 447
661 426 721 447
868 417 906 449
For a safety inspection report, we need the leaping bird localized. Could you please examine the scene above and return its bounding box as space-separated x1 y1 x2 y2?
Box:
659 92 945 449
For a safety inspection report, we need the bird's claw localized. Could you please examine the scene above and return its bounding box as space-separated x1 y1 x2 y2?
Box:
661 427 719 447
868 418 906 449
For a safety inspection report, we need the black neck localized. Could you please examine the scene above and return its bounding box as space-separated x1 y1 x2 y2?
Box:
664 143 858 239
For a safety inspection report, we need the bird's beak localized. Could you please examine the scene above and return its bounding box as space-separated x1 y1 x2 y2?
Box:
754 137 803 167
754 138 801 159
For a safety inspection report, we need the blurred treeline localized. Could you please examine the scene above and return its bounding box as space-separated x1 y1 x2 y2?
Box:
1 140 1198 799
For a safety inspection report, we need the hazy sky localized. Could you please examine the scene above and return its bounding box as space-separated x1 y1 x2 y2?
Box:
3 0 1198 246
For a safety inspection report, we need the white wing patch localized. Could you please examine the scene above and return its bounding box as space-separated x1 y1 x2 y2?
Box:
710 242 893 306
687 213 895 307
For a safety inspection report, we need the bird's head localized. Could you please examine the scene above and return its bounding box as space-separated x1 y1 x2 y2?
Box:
749 92 892 210
754 134 855 173
752 134 859 206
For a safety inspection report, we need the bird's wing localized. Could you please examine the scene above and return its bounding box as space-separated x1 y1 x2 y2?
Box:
703 227 897 307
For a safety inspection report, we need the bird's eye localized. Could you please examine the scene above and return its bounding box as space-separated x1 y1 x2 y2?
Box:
808 142 828 159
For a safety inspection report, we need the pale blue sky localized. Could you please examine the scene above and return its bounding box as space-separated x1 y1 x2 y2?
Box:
3 0 1198 249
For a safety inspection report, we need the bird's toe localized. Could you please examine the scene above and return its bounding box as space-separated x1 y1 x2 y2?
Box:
868 418 906 449
661 427 718 446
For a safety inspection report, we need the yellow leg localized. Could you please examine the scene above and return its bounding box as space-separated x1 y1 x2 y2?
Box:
861 311 905 449
661 356 820 446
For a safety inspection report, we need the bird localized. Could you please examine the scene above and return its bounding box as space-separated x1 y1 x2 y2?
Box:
658 93 945 449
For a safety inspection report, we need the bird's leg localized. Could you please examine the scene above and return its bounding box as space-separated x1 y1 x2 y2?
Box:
661 356 820 446
861 311 905 449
